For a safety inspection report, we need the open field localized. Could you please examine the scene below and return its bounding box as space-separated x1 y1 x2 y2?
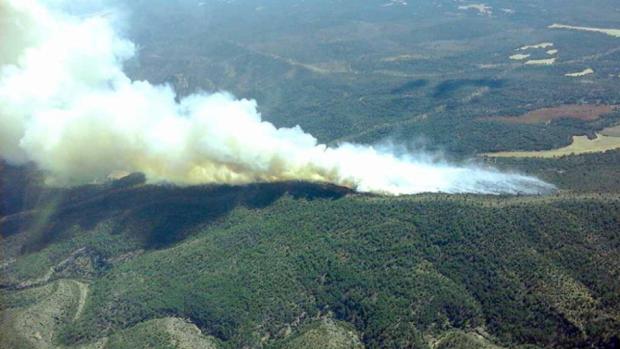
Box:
509 53 529 61
518 42 554 50
481 104 617 124
0 280 87 349
601 124 620 137
525 58 556 65
565 68 594 77
483 133 620 158
458 4 492 16
549 23 620 38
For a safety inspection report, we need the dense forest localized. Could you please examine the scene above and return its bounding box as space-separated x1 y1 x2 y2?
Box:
1 165 619 348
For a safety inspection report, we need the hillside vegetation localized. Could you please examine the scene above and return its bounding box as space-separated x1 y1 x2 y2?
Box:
1 167 619 349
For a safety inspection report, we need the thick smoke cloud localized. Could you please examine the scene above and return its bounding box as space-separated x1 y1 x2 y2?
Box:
0 0 553 194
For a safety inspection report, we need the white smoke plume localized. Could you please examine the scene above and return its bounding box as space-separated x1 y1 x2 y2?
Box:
0 0 553 195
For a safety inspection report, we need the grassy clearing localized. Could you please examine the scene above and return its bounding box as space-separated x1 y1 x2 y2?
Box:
483 134 620 158
458 4 492 16
0 280 85 349
104 317 219 349
380 54 427 62
433 331 504 349
272 319 364 349
517 42 554 50
509 54 529 61
566 68 594 77
601 124 620 137
525 58 556 65
549 24 620 38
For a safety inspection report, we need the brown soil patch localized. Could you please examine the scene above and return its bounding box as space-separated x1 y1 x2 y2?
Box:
481 104 617 124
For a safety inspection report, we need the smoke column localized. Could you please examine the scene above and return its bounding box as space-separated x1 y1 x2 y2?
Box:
0 0 553 195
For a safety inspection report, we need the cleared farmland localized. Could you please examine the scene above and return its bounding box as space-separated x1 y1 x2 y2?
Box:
481 104 617 124
483 134 620 158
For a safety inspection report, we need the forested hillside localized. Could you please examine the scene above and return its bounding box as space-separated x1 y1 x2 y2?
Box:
1 165 619 349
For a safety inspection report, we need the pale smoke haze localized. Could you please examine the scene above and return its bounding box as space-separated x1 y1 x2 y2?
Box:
0 0 554 195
